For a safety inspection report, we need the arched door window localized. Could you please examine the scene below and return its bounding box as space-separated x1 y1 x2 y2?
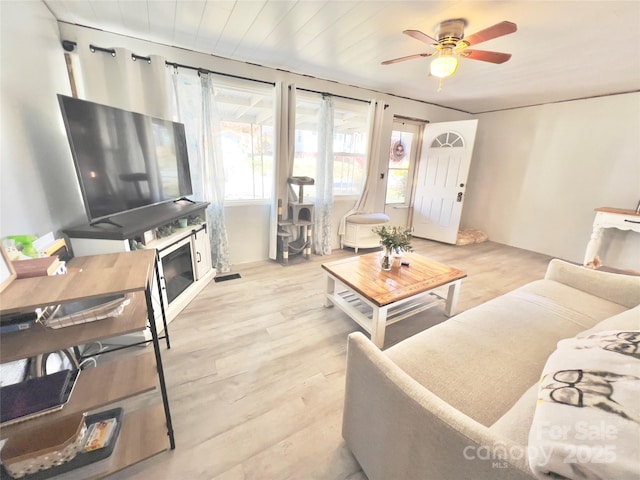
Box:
431 132 464 148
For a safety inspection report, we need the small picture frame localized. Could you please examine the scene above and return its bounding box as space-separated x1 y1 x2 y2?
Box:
0 245 17 293
142 229 157 245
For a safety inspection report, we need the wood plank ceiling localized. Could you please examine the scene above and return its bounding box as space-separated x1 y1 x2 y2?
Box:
44 1 640 113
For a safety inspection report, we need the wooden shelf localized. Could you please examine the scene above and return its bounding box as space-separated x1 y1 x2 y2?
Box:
84 404 170 479
0 250 156 314
23 405 170 480
0 291 148 363
0 352 157 440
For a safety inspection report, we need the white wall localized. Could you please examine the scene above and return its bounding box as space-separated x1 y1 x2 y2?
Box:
0 1 83 240
462 93 640 271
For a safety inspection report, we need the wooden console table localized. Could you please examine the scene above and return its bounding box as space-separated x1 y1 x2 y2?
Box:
583 207 640 265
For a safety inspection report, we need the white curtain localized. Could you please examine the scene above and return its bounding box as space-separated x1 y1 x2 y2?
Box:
168 68 230 273
71 45 168 118
269 82 296 260
338 99 386 237
314 96 334 255
199 75 231 273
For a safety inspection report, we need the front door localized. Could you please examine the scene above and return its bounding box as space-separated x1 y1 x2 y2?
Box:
411 120 478 244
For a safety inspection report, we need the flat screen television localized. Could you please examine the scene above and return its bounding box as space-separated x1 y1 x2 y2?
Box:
58 94 193 224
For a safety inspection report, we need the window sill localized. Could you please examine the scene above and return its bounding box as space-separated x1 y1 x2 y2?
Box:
222 196 359 207
224 199 271 207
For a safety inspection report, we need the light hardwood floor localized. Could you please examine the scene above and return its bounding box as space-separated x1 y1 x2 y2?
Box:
109 239 553 480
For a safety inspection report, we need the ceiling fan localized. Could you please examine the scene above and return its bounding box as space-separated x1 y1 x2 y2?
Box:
382 19 517 85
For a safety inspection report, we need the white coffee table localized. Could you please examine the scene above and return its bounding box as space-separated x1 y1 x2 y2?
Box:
322 252 466 348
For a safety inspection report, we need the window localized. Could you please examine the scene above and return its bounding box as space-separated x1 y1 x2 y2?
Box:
385 121 422 205
431 132 464 148
170 71 275 202
293 93 369 198
214 82 275 201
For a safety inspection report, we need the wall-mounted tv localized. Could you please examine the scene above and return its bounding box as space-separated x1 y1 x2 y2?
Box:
58 95 193 224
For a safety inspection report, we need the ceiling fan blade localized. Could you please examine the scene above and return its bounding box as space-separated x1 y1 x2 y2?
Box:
463 21 517 46
403 29 438 45
461 49 512 64
381 53 432 65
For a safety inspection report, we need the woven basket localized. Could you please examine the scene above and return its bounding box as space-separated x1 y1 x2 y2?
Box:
39 294 131 329
1 413 86 478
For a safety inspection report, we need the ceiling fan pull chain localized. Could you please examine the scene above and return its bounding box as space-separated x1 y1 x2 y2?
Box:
437 78 444 92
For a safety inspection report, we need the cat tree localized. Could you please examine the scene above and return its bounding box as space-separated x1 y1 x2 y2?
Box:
277 176 314 265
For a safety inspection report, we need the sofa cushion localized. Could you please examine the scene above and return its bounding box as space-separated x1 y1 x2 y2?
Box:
578 305 640 336
513 280 631 330
346 213 390 224
385 279 628 426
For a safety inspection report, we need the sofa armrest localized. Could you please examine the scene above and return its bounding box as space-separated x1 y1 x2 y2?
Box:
544 259 640 308
342 332 534 480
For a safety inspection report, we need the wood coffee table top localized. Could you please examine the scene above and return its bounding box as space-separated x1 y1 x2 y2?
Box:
321 252 466 307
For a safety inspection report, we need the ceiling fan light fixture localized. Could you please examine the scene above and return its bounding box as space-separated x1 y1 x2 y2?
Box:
430 50 459 78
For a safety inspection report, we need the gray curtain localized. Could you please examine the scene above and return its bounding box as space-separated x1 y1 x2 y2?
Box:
269 82 296 260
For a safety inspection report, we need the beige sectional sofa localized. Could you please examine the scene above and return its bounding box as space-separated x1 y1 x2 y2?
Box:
342 259 640 480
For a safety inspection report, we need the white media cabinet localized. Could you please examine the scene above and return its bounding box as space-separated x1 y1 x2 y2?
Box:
64 201 215 344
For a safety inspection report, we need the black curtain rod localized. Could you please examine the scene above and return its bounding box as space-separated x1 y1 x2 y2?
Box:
85 43 275 87
165 61 274 86
89 44 115 56
132 53 151 63
83 43 388 102
294 86 370 105
69 39 467 114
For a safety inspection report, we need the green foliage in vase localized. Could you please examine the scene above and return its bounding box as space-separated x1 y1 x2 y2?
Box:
372 225 413 254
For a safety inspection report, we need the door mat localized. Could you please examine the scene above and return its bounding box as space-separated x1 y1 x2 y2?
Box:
214 273 241 283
